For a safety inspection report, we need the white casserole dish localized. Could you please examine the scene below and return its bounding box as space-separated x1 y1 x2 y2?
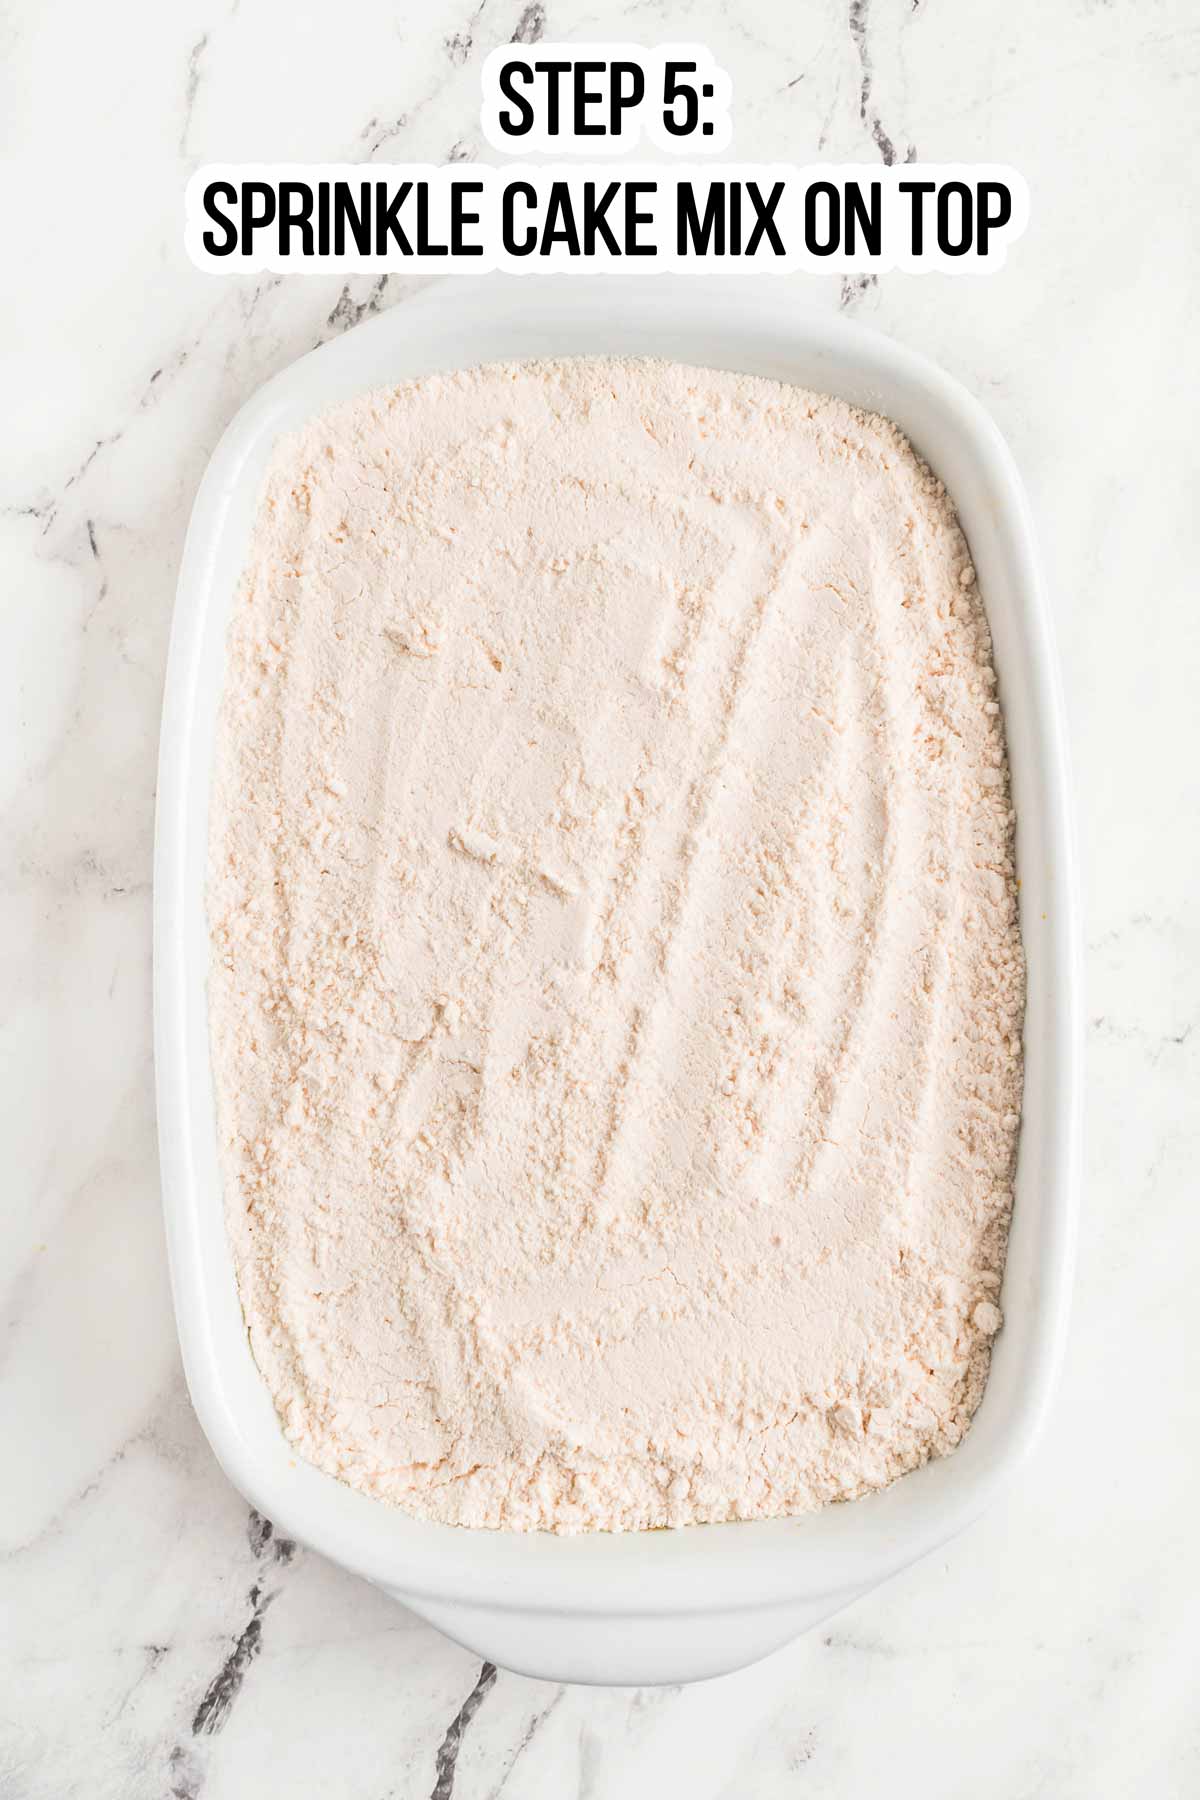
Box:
154 276 1080 1686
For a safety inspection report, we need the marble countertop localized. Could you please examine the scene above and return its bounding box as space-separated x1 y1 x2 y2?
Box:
4 0 1198 1794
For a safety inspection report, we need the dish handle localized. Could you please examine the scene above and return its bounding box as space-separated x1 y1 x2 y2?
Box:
397 1585 873 1686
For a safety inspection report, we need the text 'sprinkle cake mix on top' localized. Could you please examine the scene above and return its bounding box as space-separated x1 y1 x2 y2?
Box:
207 358 1024 1533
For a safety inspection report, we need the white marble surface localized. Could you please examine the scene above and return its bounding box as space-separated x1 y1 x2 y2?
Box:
4 0 1199 1793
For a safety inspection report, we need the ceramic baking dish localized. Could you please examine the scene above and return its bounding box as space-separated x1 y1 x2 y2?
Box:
154 276 1080 1686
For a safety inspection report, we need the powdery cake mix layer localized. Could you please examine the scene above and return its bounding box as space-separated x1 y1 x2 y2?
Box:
209 357 1024 1533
